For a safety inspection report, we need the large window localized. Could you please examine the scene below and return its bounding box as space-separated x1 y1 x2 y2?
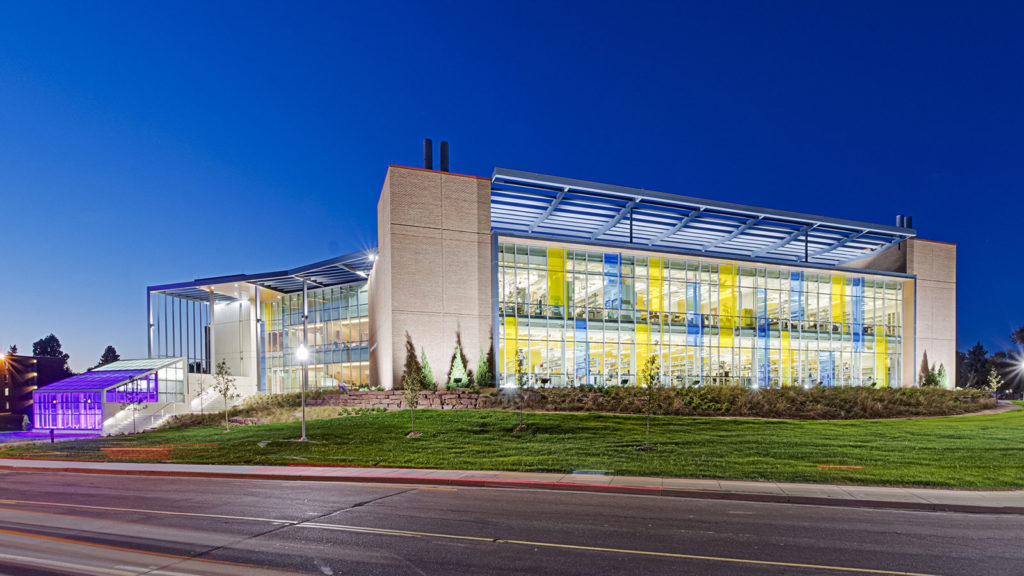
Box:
498 241 904 388
263 282 370 392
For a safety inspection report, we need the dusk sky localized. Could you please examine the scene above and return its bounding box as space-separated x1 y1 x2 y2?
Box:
1 1 1021 372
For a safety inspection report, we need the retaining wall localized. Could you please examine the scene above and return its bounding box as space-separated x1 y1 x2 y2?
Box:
311 390 479 411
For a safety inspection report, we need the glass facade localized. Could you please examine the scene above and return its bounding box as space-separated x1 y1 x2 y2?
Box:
151 292 211 373
262 282 370 392
498 241 904 388
34 391 103 430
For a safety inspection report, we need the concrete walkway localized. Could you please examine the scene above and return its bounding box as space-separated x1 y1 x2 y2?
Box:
1 458 1021 515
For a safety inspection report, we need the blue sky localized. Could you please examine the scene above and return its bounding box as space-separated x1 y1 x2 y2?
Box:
1 1 1021 371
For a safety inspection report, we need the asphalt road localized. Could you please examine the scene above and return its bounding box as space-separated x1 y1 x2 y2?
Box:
0 470 1019 576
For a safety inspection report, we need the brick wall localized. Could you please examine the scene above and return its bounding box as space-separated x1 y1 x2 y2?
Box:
311 390 480 411
369 165 494 389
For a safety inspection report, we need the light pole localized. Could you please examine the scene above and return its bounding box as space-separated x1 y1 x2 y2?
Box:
296 344 309 441
297 278 310 442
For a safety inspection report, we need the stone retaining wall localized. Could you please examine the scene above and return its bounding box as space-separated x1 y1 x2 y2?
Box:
311 390 479 411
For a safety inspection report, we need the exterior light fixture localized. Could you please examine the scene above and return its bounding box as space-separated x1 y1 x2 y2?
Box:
295 345 310 362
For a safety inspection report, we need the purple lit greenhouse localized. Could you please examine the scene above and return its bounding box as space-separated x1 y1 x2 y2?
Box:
32 358 186 434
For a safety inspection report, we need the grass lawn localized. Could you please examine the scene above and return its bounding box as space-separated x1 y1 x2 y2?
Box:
2 406 1022 489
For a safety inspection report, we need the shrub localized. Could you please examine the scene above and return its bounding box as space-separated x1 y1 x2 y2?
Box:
490 385 996 420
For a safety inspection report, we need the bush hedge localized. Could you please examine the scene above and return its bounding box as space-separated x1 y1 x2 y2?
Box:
482 385 997 420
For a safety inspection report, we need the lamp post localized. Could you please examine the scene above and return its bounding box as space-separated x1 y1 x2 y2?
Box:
297 277 310 442
295 344 309 441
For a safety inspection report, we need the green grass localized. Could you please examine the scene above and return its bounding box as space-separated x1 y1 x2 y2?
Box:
3 406 1023 488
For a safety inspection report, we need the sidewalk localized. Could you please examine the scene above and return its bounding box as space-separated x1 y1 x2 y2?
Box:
1 458 1021 515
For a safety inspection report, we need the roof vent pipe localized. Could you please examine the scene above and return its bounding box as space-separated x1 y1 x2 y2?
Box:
896 214 905 228
905 215 913 229
440 141 449 172
424 138 433 170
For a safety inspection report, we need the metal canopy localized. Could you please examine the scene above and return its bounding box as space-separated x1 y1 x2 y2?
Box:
149 249 376 301
491 168 916 266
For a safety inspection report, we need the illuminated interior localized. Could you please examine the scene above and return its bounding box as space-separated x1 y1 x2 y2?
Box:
498 240 904 388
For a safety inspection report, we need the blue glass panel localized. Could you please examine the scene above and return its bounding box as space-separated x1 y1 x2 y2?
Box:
851 277 865 352
574 319 588 380
603 253 621 310
757 288 769 388
686 282 702 345
790 271 804 321
818 351 835 387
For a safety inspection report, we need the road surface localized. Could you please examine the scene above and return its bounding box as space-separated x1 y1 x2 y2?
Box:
0 470 1019 575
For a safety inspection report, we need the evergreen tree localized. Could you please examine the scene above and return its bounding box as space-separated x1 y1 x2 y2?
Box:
963 342 989 389
918 351 930 387
448 332 472 388
420 349 436 391
937 363 948 388
475 347 494 389
449 346 468 388
6 344 16 355
96 345 120 368
447 330 473 388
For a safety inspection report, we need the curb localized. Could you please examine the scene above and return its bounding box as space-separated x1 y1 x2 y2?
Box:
2 462 1021 516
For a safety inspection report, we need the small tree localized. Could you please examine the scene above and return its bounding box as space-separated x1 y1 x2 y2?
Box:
194 374 208 417
446 330 473 389
448 344 469 389
514 348 527 432
918 352 931 387
420 349 436 391
96 345 120 368
212 360 239 431
985 366 1004 393
475 347 494 389
921 362 941 387
637 354 661 451
7 344 17 355
401 333 423 437
937 363 948 389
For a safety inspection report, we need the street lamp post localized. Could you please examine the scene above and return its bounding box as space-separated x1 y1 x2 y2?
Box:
296 344 309 442
296 278 310 442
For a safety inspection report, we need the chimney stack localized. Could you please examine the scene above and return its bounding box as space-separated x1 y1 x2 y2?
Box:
440 140 449 172
423 138 433 170
905 215 913 229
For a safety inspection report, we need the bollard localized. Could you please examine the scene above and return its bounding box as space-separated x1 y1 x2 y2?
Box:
50 429 55 444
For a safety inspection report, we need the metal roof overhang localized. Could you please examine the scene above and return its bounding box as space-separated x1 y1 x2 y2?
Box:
148 249 376 302
491 168 916 266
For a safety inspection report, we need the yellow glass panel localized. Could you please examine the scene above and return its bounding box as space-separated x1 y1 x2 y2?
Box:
875 328 888 387
781 330 792 386
650 258 663 313
503 316 519 375
547 248 566 307
831 275 845 325
719 265 735 347
636 323 650 383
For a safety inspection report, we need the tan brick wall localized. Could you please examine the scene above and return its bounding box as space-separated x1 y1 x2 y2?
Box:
370 166 493 389
907 239 957 388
